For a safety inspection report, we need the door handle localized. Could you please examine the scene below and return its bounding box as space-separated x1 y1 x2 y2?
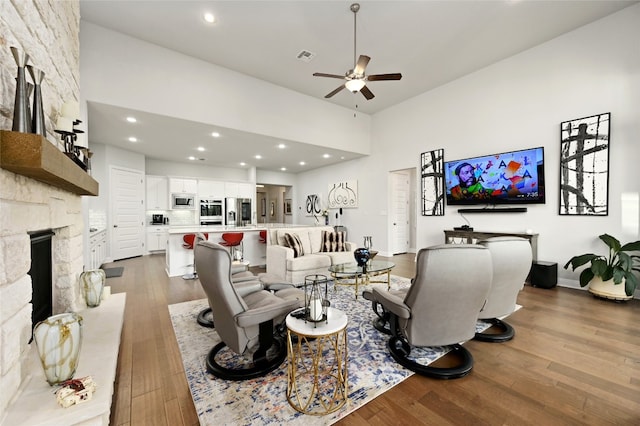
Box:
113 225 118 228
393 223 397 226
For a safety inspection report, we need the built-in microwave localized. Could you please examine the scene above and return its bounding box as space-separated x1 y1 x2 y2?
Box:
172 193 195 209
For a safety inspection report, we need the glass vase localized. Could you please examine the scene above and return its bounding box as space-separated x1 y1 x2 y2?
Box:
80 269 106 307
33 312 83 386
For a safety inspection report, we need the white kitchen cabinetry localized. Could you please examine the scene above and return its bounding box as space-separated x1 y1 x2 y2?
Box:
147 227 168 252
89 230 107 270
238 182 255 199
146 176 169 210
170 178 197 194
224 182 254 198
199 180 225 199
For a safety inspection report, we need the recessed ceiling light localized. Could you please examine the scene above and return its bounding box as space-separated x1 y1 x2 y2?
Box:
128 137 137 142
255 155 262 159
299 161 306 166
126 116 137 123
280 167 287 171
203 12 215 23
323 154 330 158
211 131 220 138
197 146 205 152
341 156 345 160
277 143 286 149
188 156 196 161
240 162 246 166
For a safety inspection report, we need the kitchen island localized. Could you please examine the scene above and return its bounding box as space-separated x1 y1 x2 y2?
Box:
166 225 264 277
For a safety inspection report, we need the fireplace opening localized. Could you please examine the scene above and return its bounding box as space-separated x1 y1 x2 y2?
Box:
29 230 55 335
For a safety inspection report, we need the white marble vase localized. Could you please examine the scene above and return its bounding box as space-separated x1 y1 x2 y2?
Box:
33 312 83 385
81 269 106 307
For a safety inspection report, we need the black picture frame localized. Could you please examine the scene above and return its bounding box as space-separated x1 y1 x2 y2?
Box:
420 148 445 216
284 199 292 215
559 112 610 216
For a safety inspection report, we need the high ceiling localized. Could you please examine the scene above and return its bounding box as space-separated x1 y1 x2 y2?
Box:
80 0 636 172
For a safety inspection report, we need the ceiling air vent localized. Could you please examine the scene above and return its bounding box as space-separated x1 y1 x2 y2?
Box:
296 50 316 62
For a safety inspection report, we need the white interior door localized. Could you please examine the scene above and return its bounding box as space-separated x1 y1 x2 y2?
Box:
110 167 144 260
390 171 410 254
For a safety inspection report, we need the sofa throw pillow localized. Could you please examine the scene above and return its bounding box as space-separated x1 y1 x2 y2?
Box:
320 231 346 252
283 233 305 258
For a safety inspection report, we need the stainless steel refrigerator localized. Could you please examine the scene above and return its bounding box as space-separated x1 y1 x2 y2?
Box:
225 198 252 226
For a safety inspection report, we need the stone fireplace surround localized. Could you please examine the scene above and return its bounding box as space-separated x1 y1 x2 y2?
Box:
0 168 84 418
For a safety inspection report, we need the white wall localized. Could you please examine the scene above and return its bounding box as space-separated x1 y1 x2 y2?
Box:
296 4 640 287
146 159 250 182
80 22 371 155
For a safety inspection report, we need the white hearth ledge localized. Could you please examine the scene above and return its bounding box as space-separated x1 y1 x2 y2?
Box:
1 293 126 426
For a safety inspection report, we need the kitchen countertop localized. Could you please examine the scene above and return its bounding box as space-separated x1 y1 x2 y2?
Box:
167 223 312 234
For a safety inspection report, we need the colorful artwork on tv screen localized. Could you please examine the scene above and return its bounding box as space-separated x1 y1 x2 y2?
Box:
444 147 545 205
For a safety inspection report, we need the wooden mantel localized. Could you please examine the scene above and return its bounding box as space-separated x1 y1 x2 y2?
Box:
0 130 99 196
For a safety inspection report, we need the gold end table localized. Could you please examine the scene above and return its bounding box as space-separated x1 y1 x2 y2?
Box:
285 307 348 415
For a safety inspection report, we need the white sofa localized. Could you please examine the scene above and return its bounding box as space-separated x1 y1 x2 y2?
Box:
266 226 356 285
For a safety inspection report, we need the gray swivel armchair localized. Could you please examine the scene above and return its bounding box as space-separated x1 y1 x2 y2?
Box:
367 244 492 379
196 262 262 328
195 241 304 380
475 236 532 342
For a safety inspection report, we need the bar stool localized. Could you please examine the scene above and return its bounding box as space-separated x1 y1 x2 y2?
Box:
220 232 244 261
259 230 267 244
182 233 208 280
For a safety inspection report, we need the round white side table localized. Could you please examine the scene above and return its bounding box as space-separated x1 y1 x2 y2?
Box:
285 307 348 415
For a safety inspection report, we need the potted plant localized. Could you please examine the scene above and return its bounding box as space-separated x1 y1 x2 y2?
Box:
564 234 640 300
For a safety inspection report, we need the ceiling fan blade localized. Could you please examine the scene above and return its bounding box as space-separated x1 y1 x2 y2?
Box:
360 85 375 100
354 55 371 75
325 85 346 98
367 73 403 81
313 72 346 79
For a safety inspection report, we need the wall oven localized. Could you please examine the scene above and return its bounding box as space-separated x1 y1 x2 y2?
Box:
200 199 223 225
171 193 195 209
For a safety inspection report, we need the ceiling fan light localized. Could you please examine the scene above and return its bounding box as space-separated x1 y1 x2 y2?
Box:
345 79 365 93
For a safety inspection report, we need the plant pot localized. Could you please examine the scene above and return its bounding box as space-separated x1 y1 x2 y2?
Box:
33 312 83 385
588 276 633 301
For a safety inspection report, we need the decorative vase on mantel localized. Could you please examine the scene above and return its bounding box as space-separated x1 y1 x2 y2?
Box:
10 46 32 133
33 312 83 386
80 269 106 307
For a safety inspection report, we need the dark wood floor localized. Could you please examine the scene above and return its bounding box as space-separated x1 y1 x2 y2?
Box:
106 253 640 425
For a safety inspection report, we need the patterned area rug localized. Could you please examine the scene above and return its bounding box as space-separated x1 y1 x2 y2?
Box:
168 276 506 425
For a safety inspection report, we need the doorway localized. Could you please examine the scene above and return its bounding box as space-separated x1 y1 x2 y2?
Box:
389 168 417 255
110 166 144 260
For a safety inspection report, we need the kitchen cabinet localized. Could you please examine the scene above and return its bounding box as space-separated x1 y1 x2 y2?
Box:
169 178 197 194
146 175 169 210
238 182 255 199
147 226 168 252
199 180 225 199
89 230 107 270
224 182 254 198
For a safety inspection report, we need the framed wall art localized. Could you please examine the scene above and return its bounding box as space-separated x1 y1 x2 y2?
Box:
284 199 292 215
328 181 358 209
305 194 322 216
420 148 445 216
559 112 610 216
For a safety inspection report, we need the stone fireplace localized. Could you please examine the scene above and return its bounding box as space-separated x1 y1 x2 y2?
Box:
1 0 84 419
0 169 85 418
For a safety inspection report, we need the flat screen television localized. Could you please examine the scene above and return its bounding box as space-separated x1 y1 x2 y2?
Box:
444 146 545 206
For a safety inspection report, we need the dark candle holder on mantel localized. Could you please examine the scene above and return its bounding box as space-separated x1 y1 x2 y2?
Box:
55 123 89 172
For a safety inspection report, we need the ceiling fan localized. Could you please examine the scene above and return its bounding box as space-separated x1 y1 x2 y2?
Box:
313 3 402 100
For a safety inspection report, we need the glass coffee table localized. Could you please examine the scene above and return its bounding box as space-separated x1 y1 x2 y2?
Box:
328 260 395 298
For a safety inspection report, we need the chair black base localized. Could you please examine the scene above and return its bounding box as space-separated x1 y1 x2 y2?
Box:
474 318 515 342
197 307 214 328
388 337 474 380
362 290 391 335
205 321 286 380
